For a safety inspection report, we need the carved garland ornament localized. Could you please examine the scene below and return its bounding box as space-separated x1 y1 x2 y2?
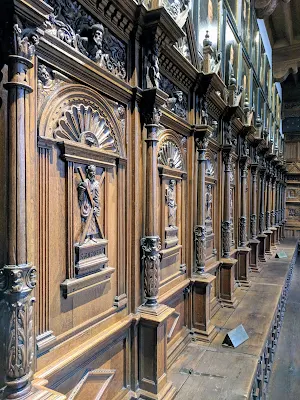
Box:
53 104 118 153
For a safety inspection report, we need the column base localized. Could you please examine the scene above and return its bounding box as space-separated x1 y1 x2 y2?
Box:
138 304 176 400
270 227 277 250
257 234 267 262
138 381 177 400
275 225 280 245
249 239 261 273
220 258 238 309
192 323 218 343
237 247 251 287
19 380 66 400
191 274 218 343
265 230 273 255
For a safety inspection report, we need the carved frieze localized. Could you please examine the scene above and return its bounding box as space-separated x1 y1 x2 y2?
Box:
44 0 127 80
160 76 188 120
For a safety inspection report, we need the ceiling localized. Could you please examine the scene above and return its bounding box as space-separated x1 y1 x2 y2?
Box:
260 0 300 82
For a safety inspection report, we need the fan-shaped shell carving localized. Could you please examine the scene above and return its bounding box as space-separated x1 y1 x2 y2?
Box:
158 140 183 170
53 104 117 153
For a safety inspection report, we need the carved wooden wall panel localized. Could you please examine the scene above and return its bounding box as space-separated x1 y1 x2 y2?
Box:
0 0 287 397
157 130 187 295
205 149 218 263
36 82 128 352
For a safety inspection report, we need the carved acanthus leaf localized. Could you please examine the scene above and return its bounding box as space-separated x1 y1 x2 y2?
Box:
54 104 118 153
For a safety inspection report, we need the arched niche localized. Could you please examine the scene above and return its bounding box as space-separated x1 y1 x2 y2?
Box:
156 129 187 293
36 84 127 345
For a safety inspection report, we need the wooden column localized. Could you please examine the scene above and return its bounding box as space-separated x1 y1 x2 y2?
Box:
270 175 277 249
194 131 209 275
0 25 38 399
138 89 175 400
237 157 250 285
0 24 65 400
141 105 161 308
258 168 267 262
191 127 217 342
275 175 281 244
265 173 272 254
220 146 237 308
249 164 260 272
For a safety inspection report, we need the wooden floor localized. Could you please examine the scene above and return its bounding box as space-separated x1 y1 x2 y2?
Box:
267 245 300 400
169 239 298 400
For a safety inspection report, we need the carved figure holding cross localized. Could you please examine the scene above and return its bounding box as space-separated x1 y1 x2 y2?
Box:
77 165 104 245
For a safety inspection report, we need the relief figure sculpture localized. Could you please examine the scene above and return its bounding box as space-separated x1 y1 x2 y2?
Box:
166 179 177 227
78 165 104 245
77 24 106 64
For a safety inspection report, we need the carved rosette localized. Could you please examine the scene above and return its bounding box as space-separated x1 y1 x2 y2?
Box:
0 264 37 396
239 216 247 247
222 221 231 258
141 236 161 307
250 214 257 239
194 225 206 274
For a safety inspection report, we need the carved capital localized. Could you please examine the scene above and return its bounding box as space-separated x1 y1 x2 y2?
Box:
141 236 161 307
222 221 231 258
4 24 40 93
13 24 39 60
194 225 206 274
195 137 209 161
144 106 162 127
222 150 233 171
0 264 37 294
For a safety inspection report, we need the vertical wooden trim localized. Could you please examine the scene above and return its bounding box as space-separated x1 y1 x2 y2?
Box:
67 161 74 279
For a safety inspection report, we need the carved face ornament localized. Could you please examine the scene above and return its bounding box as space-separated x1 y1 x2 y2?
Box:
86 165 96 181
93 29 103 47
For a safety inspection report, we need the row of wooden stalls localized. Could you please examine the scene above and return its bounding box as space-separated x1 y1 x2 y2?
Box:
0 0 286 399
